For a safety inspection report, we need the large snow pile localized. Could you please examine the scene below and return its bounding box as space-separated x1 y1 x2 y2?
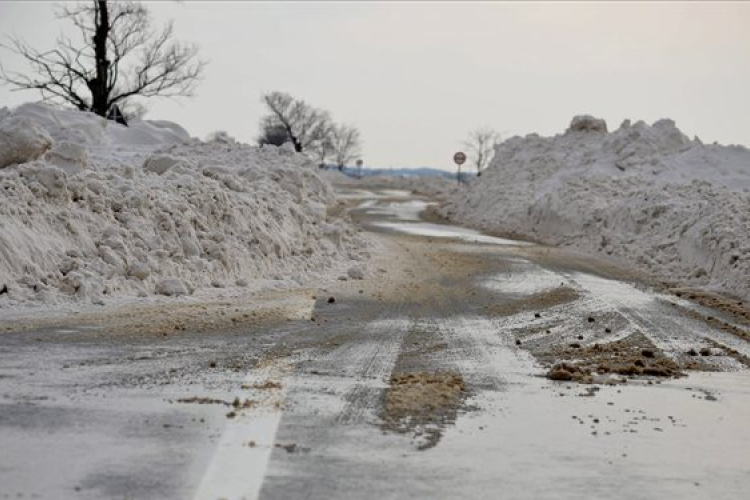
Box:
441 116 750 300
0 103 368 307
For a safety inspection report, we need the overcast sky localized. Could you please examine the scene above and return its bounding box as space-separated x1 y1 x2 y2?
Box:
1 1 749 170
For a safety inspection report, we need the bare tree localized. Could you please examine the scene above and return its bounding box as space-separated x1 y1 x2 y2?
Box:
463 127 501 175
331 124 362 171
0 0 206 118
310 133 335 168
259 91 331 153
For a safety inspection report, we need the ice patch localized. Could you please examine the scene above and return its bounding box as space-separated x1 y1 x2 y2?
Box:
362 200 433 222
481 263 565 296
372 221 529 246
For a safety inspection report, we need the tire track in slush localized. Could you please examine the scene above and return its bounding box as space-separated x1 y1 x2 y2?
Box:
192 313 412 500
485 259 749 357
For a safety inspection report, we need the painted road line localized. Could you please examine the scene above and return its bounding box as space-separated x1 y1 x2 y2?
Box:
192 357 294 500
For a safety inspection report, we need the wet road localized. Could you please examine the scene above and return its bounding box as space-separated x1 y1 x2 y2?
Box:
1 188 750 500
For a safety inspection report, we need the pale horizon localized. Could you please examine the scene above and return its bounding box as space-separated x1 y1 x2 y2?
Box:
1 1 749 170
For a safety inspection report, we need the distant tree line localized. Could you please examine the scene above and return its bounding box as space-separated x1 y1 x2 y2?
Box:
258 91 362 170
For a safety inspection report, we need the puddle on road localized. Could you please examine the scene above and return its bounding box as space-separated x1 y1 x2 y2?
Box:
353 196 530 246
482 259 657 308
372 221 529 246
362 200 433 222
336 189 412 200
481 262 566 296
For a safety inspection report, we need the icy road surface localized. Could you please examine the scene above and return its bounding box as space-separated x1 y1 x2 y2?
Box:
1 189 749 500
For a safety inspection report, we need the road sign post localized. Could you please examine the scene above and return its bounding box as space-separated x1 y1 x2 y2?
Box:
453 151 466 184
356 159 363 179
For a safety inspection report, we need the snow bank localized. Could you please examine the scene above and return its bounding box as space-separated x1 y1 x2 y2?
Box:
0 114 53 168
0 103 368 307
441 116 750 300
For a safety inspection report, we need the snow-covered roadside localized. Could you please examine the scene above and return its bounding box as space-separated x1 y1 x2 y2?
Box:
0 103 370 312
440 116 750 301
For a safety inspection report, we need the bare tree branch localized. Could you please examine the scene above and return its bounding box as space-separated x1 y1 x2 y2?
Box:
259 91 332 153
331 124 362 171
0 0 206 118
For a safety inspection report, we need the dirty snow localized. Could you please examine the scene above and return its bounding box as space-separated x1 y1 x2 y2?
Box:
0 102 369 308
441 116 750 300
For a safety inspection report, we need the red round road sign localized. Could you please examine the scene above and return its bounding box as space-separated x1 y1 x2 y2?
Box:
453 151 467 165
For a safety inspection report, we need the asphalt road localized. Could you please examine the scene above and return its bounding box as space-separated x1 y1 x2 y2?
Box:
1 188 749 500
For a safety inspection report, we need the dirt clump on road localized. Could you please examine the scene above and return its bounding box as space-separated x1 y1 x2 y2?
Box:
669 288 750 326
677 305 750 343
382 371 467 449
176 396 256 408
242 380 283 390
543 334 691 383
176 396 230 405
384 371 466 420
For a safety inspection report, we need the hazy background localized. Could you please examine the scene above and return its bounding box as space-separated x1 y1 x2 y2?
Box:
1 1 748 170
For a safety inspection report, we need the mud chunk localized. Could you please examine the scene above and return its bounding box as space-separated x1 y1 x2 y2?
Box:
275 443 298 453
587 316 596 323
327 296 336 304
515 339 522 346
686 348 698 356
534 312 541 319
643 366 671 377
383 371 466 447
641 349 655 358
699 347 712 357
605 328 612 333
570 343 582 349
577 335 584 340
548 363 576 381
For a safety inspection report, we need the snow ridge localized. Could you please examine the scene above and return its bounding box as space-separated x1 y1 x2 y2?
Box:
0 103 368 307
441 116 750 300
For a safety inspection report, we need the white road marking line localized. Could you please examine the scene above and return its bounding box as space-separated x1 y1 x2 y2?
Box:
192 358 293 500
